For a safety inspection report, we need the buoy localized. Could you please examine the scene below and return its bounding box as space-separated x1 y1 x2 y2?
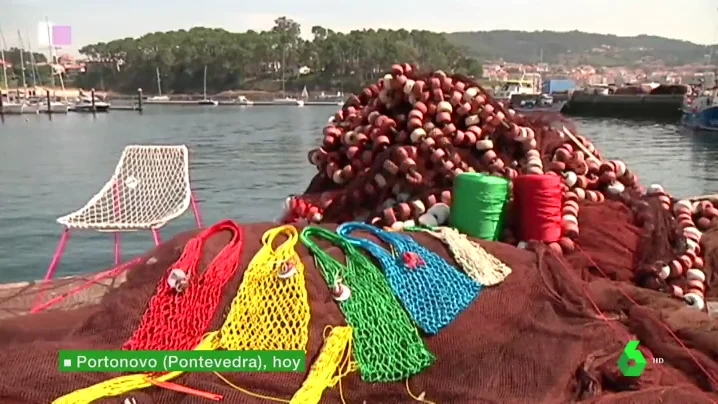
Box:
167 268 188 292
331 280 351 302
278 260 298 279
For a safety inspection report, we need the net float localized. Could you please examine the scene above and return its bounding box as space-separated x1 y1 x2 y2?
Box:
278 260 298 279
167 269 189 293
331 281 351 302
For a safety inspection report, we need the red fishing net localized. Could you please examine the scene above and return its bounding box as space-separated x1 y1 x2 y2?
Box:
0 214 715 403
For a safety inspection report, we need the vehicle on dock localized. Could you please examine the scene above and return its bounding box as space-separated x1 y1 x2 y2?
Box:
512 94 566 113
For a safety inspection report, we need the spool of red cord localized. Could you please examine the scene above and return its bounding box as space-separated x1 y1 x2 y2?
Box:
513 174 562 242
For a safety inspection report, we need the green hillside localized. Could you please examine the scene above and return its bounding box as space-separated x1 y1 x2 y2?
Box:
446 30 716 66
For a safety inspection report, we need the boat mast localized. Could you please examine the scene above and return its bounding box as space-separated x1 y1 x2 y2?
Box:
22 31 38 88
0 24 8 90
45 17 56 90
16 31 27 96
203 65 207 99
156 67 162 96
281 45 286 98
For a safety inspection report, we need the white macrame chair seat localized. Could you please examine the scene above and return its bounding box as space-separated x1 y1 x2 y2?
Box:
57 145 192 231
35 145 202 313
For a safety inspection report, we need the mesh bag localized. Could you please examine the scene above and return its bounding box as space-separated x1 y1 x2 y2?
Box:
336 222 480 335
407 225 512 286
300 226 434 382
52 220 244 403
124 219 243 351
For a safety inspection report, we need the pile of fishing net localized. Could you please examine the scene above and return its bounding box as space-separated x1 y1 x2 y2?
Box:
0 213 714 403
283 64 714 309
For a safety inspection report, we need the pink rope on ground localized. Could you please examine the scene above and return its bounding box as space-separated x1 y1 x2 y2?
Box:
30 256 142 313
151 228 161 245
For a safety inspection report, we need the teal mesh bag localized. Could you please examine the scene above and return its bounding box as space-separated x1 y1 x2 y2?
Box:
336 222 480 335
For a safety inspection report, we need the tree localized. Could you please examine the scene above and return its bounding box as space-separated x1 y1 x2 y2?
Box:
69 16 484 94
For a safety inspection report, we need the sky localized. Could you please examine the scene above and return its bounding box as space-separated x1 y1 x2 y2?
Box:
3 0 718 58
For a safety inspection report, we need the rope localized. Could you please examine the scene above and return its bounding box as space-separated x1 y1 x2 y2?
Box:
53 224 311 403
290 326 355 404
299 226 434 382
336 222 480 335
405 226 512 286
52 333 219 404
123 219 244 351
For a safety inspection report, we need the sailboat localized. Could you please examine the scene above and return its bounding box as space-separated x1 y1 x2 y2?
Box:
0 26 26 114
272 46 303 106
36 21 69 113
197 65 218 106
148 67 169 101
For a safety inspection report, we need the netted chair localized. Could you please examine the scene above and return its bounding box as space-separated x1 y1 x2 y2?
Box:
43 145 204 283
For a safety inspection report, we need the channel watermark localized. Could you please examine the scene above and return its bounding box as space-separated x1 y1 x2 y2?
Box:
58 350 305 372
617 340 662 377
38 22 71 47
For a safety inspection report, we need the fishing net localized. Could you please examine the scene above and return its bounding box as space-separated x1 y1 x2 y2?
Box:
0 216 715 403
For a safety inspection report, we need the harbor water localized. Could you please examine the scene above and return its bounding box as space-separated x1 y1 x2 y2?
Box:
0 105 717 282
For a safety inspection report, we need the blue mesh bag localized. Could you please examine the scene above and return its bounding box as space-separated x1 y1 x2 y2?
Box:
336 222 481 335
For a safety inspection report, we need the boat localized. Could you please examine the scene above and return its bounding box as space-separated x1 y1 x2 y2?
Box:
237 96 254 106
494 75 541 104
1 101 28 114
272 97 304 107
70 96 110 113
683 92 718 131
148 67 170 101
197 65 217 106
272 47 304 107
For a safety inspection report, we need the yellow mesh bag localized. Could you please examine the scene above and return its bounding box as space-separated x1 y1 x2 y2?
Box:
218 224 310 350
53 225 311 404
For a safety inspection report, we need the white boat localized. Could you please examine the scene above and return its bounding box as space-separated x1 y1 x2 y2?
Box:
197 65 217 106
71 97 109 113
237 96 254 106
31 99 70 114
274 47 303 107
494 78 541 104
148 67 170 101
1 102 28 114
272 97 304 107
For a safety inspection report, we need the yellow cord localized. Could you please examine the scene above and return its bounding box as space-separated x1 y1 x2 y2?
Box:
290 325 355 404
405 378 436 404
212 372 291 403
